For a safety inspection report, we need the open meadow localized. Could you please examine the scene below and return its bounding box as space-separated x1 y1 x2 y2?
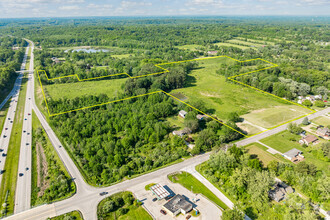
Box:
168 57 311 129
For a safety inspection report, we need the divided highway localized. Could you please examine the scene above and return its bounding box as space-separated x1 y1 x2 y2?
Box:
4 38 330 220
14 40 34 213
0 45 29 188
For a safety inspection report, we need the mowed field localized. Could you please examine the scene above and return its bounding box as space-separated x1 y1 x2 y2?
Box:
214 42 251 50
44 78 126 100
169 57 311 127
312 116 330 127
175 44 203 51
241 105 311 129
245 143 283 166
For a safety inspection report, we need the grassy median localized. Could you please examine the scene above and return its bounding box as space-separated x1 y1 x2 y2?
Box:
0 75 28 216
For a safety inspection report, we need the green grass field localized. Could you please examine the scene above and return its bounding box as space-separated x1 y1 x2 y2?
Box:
166 115 185 130
0 100 10 134
97 192 152 220
214 42 251 50
261 130 329 172
51 211 83 220
241 105 311 129
168 171 228 210
235 37 276 46
227 39 263 48
236 122 263 135
176 44 204 51
44 78 126 100
0 75 28 216
245 143 282 166
111 54 133 59
169 57 309 124
312 116 330 127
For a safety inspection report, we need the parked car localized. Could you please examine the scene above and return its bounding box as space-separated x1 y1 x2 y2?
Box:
160 210 167 215
152 198 157 202
186 214 191 219
99 192 108 196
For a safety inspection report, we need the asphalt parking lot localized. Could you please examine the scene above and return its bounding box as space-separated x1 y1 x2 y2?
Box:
128 176 222 220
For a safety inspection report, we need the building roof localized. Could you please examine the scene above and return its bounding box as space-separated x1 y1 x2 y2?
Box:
172 127 192 136
179 110 187 116
150 184 170 200
283 148 302 159
163 194 193 214
317 127 330 136
303 135 318 143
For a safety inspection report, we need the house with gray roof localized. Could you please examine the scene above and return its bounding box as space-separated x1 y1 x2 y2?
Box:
163 194 193 216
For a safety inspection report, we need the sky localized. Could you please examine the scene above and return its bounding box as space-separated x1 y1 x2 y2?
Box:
0 0 329 18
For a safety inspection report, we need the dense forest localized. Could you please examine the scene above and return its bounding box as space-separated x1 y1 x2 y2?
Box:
0 36 26 100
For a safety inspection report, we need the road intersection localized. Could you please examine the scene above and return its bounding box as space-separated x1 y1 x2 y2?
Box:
3 39 330 220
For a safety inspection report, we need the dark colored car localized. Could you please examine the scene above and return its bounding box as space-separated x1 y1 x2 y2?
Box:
26 143 29 146
5 128 8 130
19 173 24 177
2 153 6 157
28 113 31 115
99 192 108 196
0 149 3 152
160 210 167 215
26 167 29 171
23 130 26 133
152 198 157 202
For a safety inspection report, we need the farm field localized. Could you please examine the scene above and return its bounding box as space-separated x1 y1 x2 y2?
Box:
235 37 276 45
245 143 282 166
43 78 126 100
168 171 228 210
214 42 251 50
260 130 329 172
169 57 310 125
312 116 330 127
241 105 310 129
227 39 263 47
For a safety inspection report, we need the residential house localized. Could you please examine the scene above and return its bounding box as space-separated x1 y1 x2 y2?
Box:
163 194 193 217
299 134 319 145
269 182 294 202
316 127 330 140
282 148 304 162
196 114 207 120
179 110 188 118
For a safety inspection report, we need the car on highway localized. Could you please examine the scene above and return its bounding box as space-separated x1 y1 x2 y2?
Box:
0 149 3 152
24 118 27 121
19 173 24 177
23 130 26 133
28 113 31 115
26 167 29 171
2 135 5 138
160 210 167 215
26 143 29 146
10 121 13 123
0 170 3 174
99 192 108 196
8 118 10 120
5 128 8 130
2 153 6 157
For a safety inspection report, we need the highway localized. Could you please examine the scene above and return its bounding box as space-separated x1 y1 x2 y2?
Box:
5 38 330 219
0 45 29 188
14 40 34 213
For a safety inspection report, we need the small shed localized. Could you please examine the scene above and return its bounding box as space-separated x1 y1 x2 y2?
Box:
179 110 187 118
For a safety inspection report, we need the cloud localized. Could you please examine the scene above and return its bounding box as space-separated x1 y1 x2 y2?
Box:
59 5 80 10
121 1 153 8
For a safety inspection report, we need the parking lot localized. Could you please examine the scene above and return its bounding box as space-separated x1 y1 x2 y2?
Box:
128 176 222 220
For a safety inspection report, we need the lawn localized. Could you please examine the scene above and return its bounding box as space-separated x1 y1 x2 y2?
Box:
214 42 251 50
169 57 309 124
43 77 126 100
176 44 204 51
245 143 282 166
312 116 330 127
0 100 10 134
166 115 185 130
51 211 83 220
236 122 263 135
0 75 28 216
97 191 152 220
111 54 133 59
168 171 228 210
261 130 329 172
241 105 311 129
